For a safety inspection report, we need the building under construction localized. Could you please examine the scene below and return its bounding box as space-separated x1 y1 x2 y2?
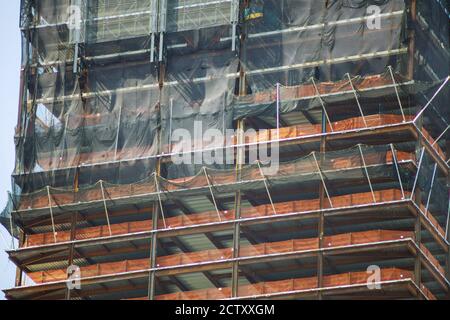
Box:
1 0 450 300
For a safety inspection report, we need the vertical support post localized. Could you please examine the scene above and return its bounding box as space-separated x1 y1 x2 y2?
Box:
148 172 161 300
66 212 77 300
412 159 423 294
232 11 247 297
150 32 156 63
159 33 164 62
70 0 84 74
257 161 277 215
446 173 450 285
150 0 158 62
9 211 15 250
414 194 424 299
73 37 80 74
407 0 417 80
148 193 160 300
414 214 422 298
148 101 163 300
413 109 423 299
317 111 327 300
276 83 280 139
230 0 239 52
312 152 333 208
148 222 157 300
169 98 173 153
153 173 167 229
158 0 167 62
231 119 245 298
14 230 25 287
74 168 80 193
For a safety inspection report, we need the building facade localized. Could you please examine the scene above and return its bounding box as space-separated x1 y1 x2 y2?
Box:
1 0 450 300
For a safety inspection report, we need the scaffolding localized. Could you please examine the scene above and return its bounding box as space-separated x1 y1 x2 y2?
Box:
2 0 450 300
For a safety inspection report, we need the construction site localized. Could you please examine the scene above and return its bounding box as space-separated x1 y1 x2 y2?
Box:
1 0 449 300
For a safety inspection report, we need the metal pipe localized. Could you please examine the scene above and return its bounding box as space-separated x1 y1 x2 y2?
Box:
346 73 368 128
203 167 222 222
414 76 450 122
425 163 438 214
257 161 277 216
99 180 113 236
390 144 405 199
358 145 377 203
46 186 57 243
388 66 406 122
411 147 426 198
154 173 167 229
311 78 334 132
312 152 333 208
276 83 280 139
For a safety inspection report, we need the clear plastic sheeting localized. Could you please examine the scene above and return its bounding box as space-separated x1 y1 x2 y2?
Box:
161 36 239 179
35 0 72 26
25 0 156 64
15 60 160 193
322 0 406 79
85 61 159 160
32 21 73 65
29 0 86 63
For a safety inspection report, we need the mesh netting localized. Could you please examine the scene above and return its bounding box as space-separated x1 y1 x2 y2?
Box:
7 0 449 236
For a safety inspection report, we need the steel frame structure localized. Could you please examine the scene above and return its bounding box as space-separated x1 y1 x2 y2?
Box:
3 0 450 300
